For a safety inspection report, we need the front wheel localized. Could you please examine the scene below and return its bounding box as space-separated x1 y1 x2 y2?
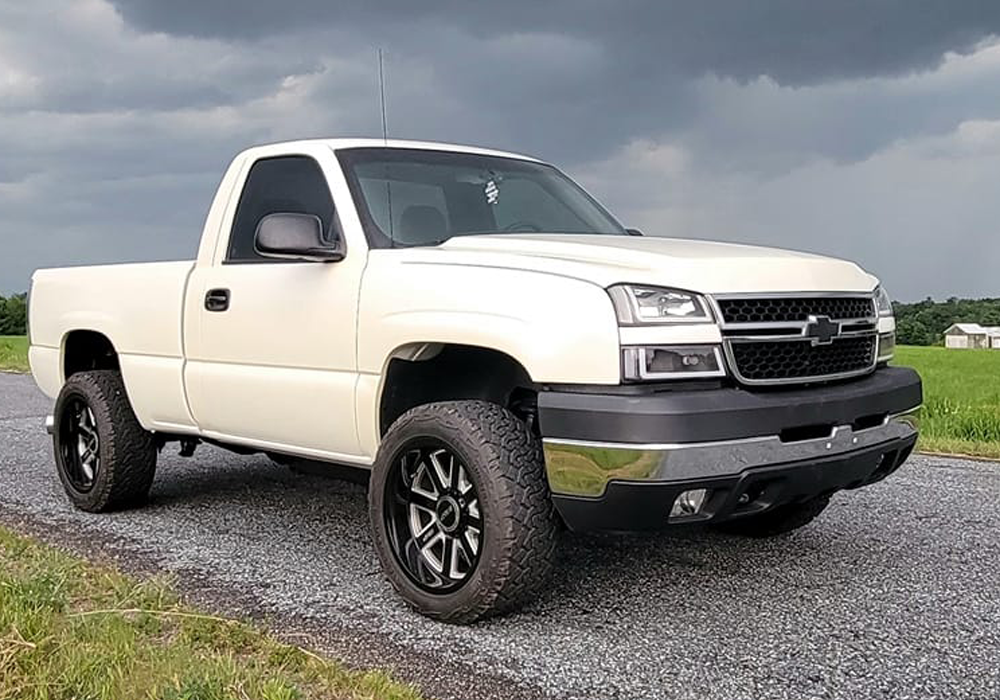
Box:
369 401 558 624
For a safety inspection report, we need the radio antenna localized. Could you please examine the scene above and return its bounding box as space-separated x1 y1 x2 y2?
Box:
378 48 389 144
377 48 395 245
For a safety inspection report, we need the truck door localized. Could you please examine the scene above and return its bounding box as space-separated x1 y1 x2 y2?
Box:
184 151 366 462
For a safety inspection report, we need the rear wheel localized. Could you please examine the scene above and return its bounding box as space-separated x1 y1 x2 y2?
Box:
369 400 557 624
53 370 157 512
715 495 831 537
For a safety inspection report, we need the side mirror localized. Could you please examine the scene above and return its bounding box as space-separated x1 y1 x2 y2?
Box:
254 213 344 262
625 228 644 237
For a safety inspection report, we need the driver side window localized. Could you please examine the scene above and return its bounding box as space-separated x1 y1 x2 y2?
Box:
227 156 338 262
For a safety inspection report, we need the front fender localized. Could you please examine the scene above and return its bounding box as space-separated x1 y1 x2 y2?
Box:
358 261 622 385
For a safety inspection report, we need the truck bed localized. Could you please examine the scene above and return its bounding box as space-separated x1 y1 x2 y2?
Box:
29 261 196 431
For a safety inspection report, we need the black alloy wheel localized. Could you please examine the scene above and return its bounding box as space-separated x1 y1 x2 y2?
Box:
59 396 101 492
384 442 483 593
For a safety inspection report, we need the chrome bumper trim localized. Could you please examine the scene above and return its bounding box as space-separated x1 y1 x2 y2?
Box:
543 406 920 497
45 414 54 435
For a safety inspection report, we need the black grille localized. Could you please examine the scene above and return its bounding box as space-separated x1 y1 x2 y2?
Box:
729 335 876 382
718 297 875 324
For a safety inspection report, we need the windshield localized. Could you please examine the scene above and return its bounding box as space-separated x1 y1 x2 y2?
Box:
337 147 626 248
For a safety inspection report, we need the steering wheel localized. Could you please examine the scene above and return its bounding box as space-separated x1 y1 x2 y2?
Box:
503 221 542 233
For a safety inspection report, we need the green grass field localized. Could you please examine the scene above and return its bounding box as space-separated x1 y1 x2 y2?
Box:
0 525 421 700
2 335 997 458
0 335 28 372
894 345 1000 458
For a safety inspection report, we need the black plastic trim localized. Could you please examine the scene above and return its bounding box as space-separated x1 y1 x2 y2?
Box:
538 367 921 444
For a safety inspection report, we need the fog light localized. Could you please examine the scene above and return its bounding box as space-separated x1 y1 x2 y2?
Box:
669 489 709 518
877 331 896 362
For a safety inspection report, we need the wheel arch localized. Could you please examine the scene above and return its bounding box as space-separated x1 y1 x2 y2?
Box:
62 329 120 381
376 342 538 438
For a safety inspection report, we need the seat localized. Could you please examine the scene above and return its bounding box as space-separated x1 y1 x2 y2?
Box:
398 205 447 245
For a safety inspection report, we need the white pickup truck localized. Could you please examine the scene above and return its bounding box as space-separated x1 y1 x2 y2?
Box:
29 138 922 623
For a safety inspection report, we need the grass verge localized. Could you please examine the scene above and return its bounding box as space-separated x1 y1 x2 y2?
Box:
894 345 1000 459
0 525 422 700
0 336 27 372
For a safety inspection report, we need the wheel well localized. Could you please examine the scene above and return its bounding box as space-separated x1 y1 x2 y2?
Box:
64 331 119 379
379 344 537 437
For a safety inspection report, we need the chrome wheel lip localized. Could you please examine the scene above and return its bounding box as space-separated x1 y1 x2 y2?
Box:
384 440 483 595
59 396 100 493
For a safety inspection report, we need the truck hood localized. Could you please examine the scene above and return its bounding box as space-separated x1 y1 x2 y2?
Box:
421 234 877 294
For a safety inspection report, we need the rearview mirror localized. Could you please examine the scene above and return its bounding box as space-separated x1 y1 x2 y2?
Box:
254 213 344 262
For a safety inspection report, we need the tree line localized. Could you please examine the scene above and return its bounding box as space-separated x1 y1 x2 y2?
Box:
894 297 1000 346
0 293 27 335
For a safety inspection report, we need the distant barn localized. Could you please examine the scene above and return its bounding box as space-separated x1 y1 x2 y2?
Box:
943 323 1000 349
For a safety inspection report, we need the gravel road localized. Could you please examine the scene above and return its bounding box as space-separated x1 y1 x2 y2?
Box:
1 372 997 700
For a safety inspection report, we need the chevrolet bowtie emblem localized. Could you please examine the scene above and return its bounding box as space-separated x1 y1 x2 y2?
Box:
804 314 841 345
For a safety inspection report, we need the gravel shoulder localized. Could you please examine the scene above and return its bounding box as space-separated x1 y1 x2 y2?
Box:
1 373 997 700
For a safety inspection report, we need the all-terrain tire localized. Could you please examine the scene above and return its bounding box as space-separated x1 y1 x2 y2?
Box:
369 400 558 624
53 370 157 512
715 495 831 537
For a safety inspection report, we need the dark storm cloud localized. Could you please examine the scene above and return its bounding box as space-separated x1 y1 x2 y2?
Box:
3 0 1000 300
99 0 1000 166
111 0 1000 85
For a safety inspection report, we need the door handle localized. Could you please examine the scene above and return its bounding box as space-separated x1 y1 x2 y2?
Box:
204 288 230 312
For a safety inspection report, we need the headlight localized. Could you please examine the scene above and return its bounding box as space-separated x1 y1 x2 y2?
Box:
622 345 725 381
608 285 713 325
874 286 894 362
874 286 893 317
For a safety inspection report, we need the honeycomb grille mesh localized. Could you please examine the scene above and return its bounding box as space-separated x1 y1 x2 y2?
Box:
729 336 876 382
717 297 875 324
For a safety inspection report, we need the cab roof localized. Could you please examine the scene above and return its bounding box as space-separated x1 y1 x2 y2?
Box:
240 138 542 163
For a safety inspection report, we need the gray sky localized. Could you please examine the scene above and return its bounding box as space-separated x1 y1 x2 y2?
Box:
2 0 1000 300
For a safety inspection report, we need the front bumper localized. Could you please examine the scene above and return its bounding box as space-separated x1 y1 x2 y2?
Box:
538 367 921 532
